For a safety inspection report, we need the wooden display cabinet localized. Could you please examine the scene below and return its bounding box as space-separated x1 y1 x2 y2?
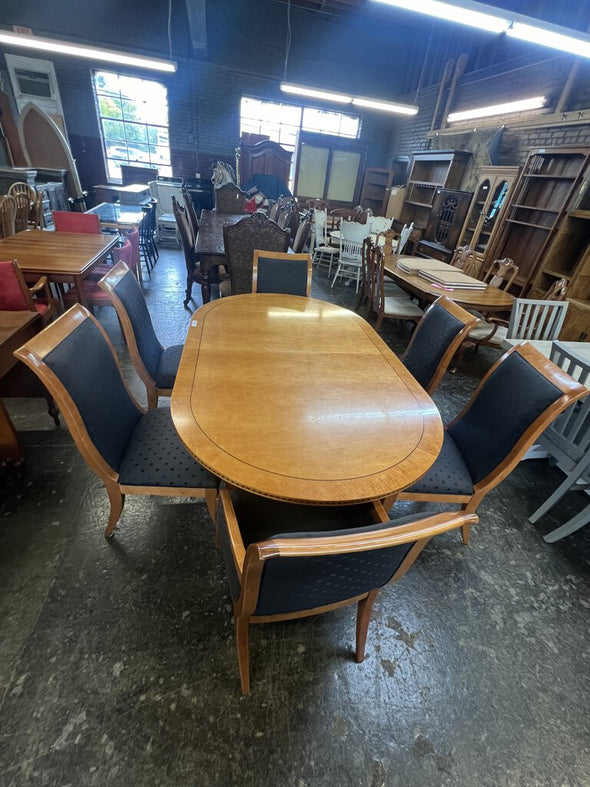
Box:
487 148 590 292
360 167 394 215
416 188 473 262
457 165 520 261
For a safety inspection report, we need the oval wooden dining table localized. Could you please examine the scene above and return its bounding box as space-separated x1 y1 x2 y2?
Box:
171 294 443 505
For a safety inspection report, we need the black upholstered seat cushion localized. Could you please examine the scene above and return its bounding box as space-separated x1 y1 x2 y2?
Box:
155 344 183 389
256 256 308 296
118 407 219 488
404 431 474 496
218 488 433 612
402 303 464 389
114 272 163 379
44 318 141 471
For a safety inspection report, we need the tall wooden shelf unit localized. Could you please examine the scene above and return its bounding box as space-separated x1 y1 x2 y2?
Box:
400 150 471 232
529 159 590 340
487 148 590 293
360 168 394 215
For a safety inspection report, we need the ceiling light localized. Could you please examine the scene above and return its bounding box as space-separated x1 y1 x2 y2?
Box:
0 30 177 72
352 97 418 115
372 0 590 59
447 96 546 122
280 83 418 116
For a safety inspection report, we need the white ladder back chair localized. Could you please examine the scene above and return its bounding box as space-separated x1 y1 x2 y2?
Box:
368 215 393 235
506 298 569 341
529 341 590 542
312 208 339 275
394 222 414 256
331 220 370 293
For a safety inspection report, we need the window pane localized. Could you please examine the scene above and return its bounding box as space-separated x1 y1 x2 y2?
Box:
102 119 125 140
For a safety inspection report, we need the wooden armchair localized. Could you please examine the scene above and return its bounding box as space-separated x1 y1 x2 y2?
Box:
0 259 59 326
217 485 477 692
0 195 16 238
15 304 218 539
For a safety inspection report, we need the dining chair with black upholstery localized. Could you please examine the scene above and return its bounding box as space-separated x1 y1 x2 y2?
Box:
396 342 587 544
400 296 479 395
15 304 218 539
223 212 290 296
97 261 184 409
217 484 478 693
252 251 312 296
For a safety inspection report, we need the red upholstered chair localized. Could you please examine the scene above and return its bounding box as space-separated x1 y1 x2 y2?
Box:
0 259 59 326
52 211 101 234
64 238 135 311
87 229 141 284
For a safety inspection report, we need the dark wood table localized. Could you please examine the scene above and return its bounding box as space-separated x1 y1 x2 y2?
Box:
384 254 514 313
0 230 119 308
0 311 42 465
194 210 248 304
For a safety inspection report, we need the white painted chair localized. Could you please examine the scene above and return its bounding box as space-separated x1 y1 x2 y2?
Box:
368 215 393 236
148 180 182 246
312 209 339 276
529 341 590 542
331 220 370 293
393 222 414 255
507 298 569 341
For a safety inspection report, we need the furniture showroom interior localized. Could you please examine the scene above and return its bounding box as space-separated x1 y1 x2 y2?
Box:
1 0 590 784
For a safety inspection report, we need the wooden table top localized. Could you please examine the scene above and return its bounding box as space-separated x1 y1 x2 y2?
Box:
0 230 119 276
171 294 443 504
0 310 40 379
385 255 514 313
195 210 248 257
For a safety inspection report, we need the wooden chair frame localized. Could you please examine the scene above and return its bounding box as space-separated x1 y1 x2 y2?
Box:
397 342 588 543
15 305 217 538
1 259 59 326
97 262 170 409
251 251 312 297
219 486 477 693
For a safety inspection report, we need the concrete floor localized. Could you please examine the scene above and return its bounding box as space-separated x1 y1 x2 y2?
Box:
1 248 589 786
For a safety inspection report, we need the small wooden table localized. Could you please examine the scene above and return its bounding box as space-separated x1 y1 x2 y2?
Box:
171 294 443 504
385 255 514 313
195 210 248 304
0 229 119 308
0 311 41 465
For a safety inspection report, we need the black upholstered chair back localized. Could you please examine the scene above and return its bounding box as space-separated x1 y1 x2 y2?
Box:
215 182 247 214
223 213 290 296
402 298 467 389
448 351 563 484
43 317 141 471
112 270 164 380
253 253 311 296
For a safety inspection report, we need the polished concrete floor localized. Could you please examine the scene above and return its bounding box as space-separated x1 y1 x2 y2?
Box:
1 248 589 786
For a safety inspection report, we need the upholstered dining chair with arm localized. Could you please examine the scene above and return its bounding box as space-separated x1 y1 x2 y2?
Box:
223 212 290 297
15 304 218 539
217 484 478 693
396 342 587 544
97 261 183 409
52 210 101 234
400 296 479 395
252 251 312 296
214 182 247 214
0 259 60 326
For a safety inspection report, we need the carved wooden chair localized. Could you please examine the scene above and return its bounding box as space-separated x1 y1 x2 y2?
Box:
370 246 423 330
15 304 219 539
464 258 519 350
0 259 59 326
217 484 477 693
400 296 479 395
97 261 183 408
214 182 247 214
291 216 311 253
172 196 205 309
52 210 101 234
396 342 587 544
252 251 312 296
0 194 16 237
543 278 568 301
182 185 200 238
223 212 290 296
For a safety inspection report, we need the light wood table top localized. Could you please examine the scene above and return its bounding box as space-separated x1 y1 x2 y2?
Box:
385 255 514 313
171 294 443 504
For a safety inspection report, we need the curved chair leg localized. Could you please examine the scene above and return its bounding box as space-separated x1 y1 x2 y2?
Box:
356 588 379 662
374 313 384 331
205 488 218 522
146 387 159 410
104 485 125 539
235 615 251 694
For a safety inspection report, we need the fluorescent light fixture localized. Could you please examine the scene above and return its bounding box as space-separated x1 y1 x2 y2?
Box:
372 0 507 33
447 95 546 122
280 83 352 104
372 0 590 59
352 97 418 115
0 30 177 72
507 23 590 60
280 83 418 115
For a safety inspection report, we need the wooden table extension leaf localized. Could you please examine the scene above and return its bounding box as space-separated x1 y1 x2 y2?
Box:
171 294 443 504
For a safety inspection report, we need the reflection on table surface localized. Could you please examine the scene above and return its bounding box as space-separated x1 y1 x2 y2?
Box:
86 202 147 227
